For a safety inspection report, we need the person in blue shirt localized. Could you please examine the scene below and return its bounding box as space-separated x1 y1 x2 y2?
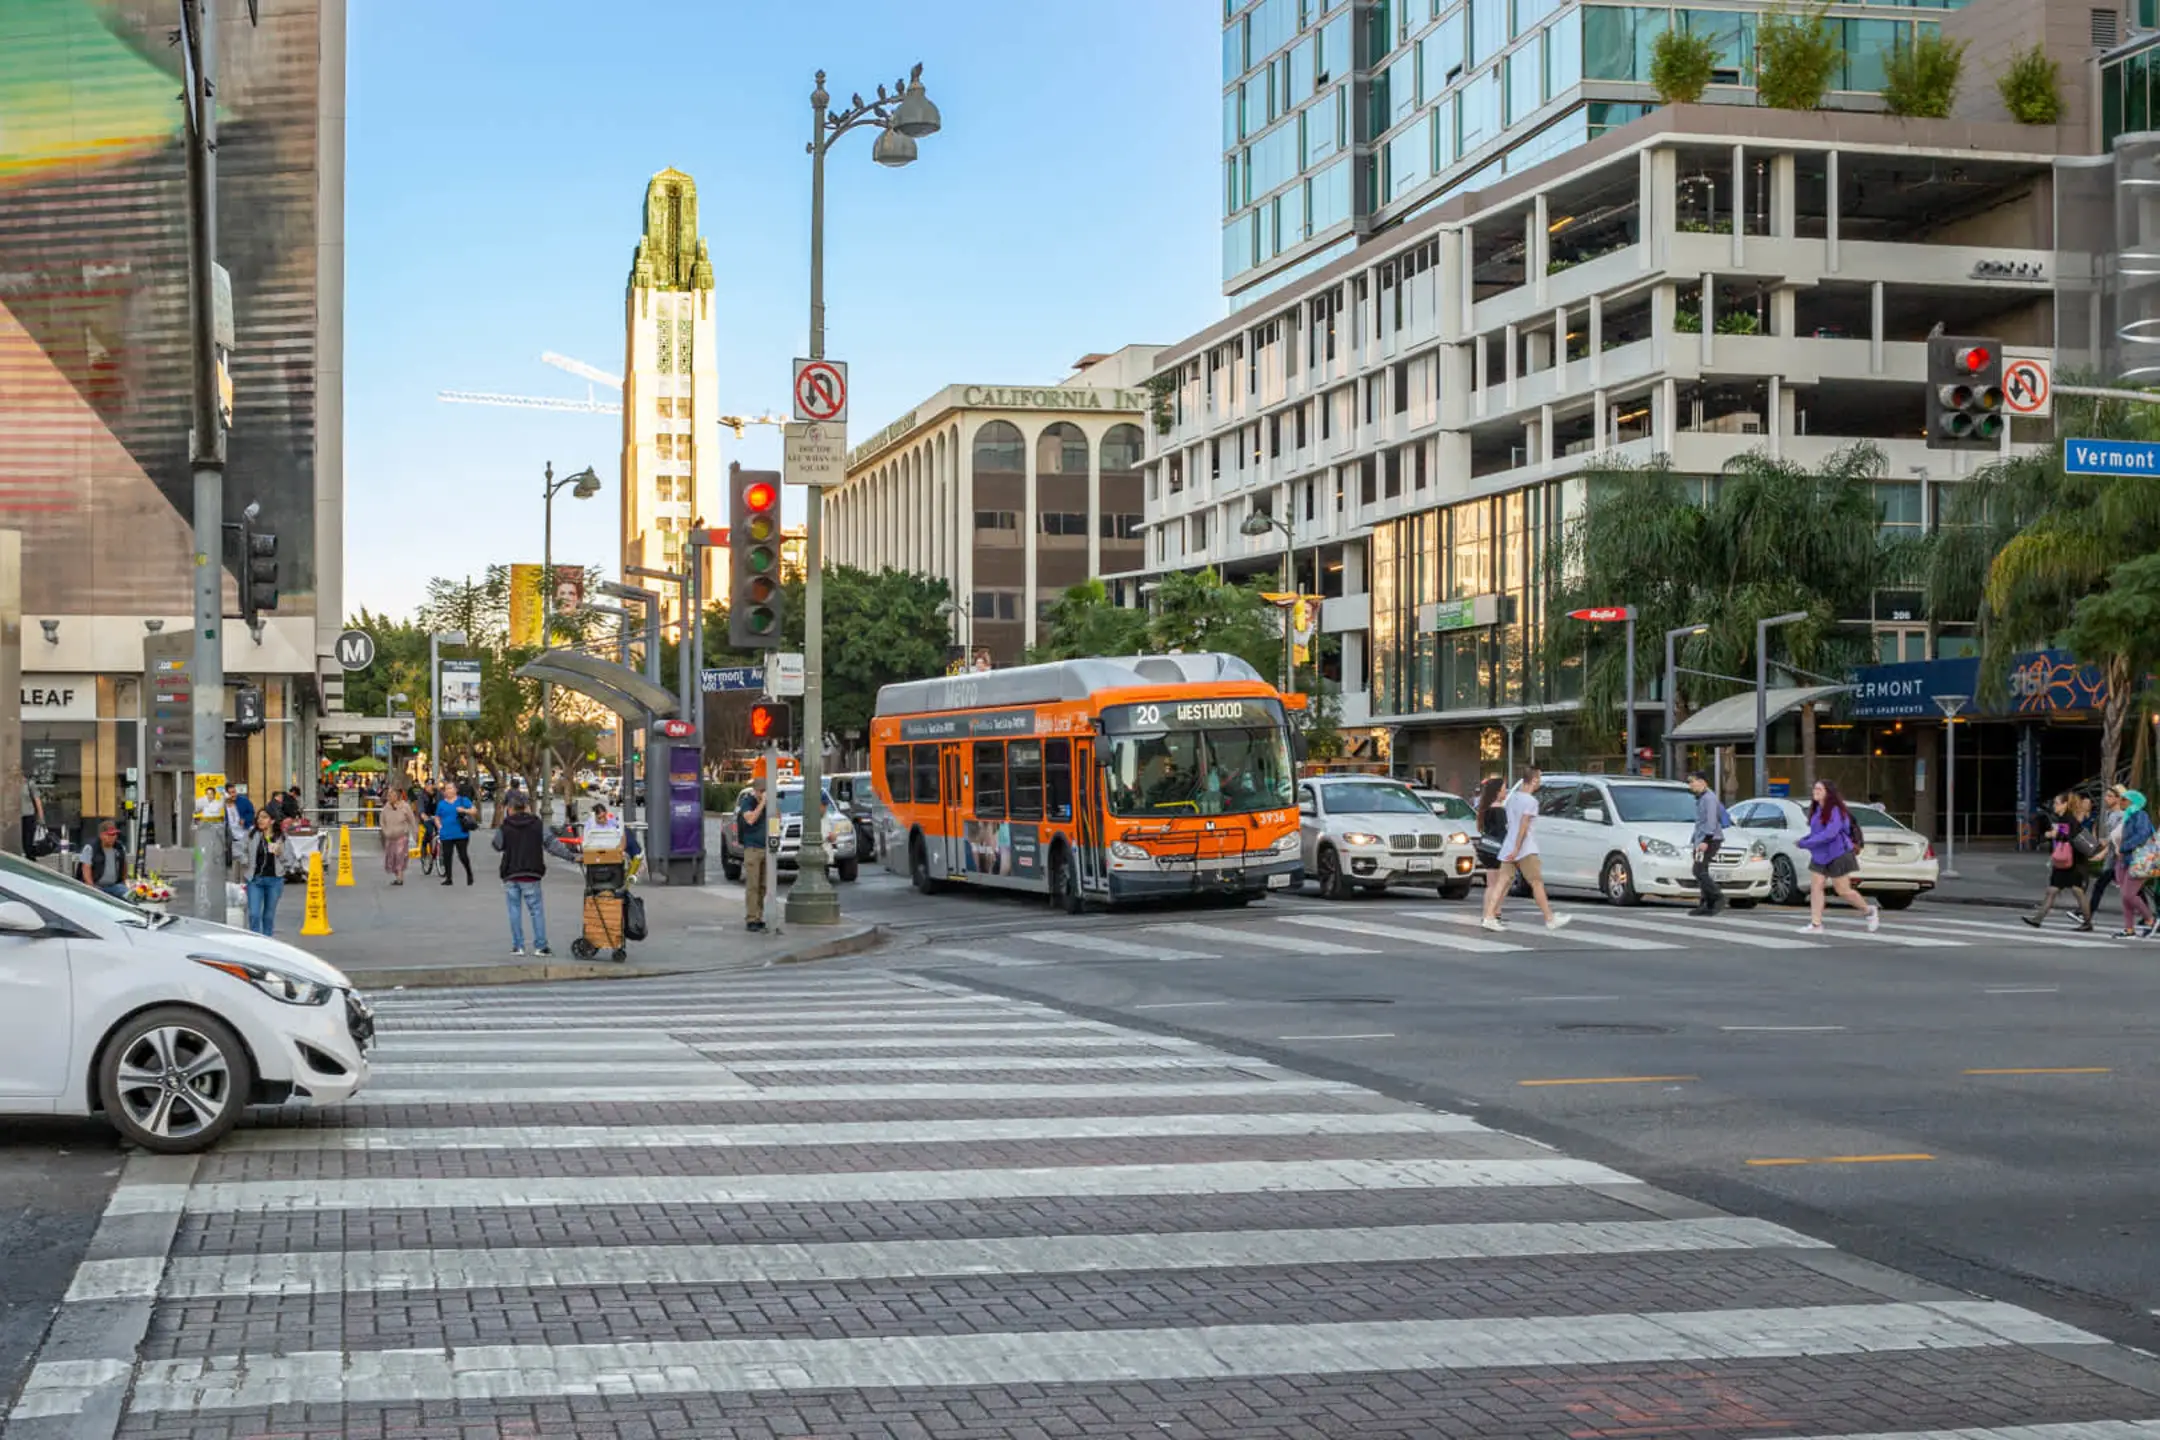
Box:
435 781 476 886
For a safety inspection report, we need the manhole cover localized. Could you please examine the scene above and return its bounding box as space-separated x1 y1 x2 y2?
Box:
1286 996 1396 1006
1556 1022 1672 1035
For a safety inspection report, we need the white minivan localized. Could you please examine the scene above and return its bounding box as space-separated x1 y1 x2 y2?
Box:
1516 773 1773 906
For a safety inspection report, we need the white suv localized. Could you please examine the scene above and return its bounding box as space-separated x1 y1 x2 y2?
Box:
1515 774 1772 906
1298 776 1479 899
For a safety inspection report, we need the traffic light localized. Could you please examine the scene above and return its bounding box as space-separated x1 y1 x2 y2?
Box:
237 506 279 624
747 699 790 744
1927 335 2004 450
729 463 786 649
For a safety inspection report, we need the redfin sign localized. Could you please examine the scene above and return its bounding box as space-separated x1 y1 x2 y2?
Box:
1567 606 1636 623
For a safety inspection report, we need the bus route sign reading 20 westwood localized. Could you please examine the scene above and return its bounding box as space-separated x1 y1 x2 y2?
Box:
2065 438 2160 476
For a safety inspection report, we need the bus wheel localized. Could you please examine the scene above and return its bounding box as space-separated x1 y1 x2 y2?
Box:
1050 846 1083 915
910 836 942 895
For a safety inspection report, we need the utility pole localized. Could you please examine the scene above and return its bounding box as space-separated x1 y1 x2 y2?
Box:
180 0 227 920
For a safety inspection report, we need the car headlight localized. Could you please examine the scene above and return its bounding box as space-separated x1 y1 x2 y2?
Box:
1341 831 1382 847
1748 840 1767 859
1447 831 1471 847
193 955 335 1006
1636 836 1680 858
1110 841 1151 862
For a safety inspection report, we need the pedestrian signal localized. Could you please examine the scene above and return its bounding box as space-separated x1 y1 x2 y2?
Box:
748 700 790 743
1927 335 2005 451
729 463 786 649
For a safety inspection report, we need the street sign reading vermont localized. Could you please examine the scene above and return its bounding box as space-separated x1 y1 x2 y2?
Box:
2064 438 2160 476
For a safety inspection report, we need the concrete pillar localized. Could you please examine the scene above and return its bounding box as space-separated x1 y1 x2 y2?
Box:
1588 294 1604 386
1087 426 1103 579
1024 424 1040 648
955 426 974 636
1870 280 1885 374
1504 323 1519 409
1770 152 1796 237
1768 375 1783 460
0 532 17 855
1825 149 1840 272
1551 306 1568 387
1531 196 1548 306
1701 272 1716 367
1731 143 1747 268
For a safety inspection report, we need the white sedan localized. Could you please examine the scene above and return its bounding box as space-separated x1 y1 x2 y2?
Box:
0 849 372 1152
1729 797 1940 909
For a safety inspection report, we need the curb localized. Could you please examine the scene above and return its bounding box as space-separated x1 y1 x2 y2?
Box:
343 924 888 989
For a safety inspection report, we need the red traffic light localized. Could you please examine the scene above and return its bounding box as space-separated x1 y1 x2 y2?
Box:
1954 345 1991 373
743 481 778 512
748 701 789 741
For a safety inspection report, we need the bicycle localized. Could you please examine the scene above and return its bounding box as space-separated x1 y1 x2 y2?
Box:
419 825 440 877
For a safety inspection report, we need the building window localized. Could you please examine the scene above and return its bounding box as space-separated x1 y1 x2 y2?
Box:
655 435 674 460
1360 456 1378 506
656 478 674 502
1295 403 1309 449
975 509 1018 531
973 420 1025 472
656 397 674 418
676 317 694 373
1099 513 1143 539
1037 422 1089 475
1191 512 1210 549
1040 512 1090 536
973 590 1021 620
1384 448 1402 499
1101 424 1145 471
1392 360 1409 413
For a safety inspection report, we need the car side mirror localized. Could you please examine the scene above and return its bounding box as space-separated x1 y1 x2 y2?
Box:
1582 806 1607 825
0 900 48 935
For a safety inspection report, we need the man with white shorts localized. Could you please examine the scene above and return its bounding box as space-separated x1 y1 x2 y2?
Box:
1482 765 1571 933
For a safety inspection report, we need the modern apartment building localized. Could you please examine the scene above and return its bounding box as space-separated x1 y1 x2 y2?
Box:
826 349 1159 667
621 169 723 633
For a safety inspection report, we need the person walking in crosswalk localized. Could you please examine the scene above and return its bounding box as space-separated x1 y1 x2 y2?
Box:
1481 766 1571 934
1685 770 1729 917
1797 779 1878 935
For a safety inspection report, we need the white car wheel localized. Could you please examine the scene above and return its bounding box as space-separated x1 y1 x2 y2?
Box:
98 1007 253 1154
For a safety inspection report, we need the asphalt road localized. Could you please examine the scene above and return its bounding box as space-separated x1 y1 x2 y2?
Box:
0 1117 123 1406
846 869 2160 1353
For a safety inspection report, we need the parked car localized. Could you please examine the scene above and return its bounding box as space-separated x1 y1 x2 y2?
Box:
719 783 860 883
828 770 879 861
0 848 372 1153
1729 796 1939 908
1507 773 1773 906
1298 776 1479 899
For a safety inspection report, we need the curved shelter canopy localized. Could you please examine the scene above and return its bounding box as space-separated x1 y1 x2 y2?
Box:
1667 684 1851 744
514 650 680 727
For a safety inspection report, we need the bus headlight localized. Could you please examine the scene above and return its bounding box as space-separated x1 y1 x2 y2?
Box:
1274 832 1302 855
1110 841 1151 863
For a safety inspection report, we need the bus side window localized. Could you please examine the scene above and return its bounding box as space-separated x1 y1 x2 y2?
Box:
884 744 912 806
973 741 1006 819
1008 740 1043 822
913 745 941 806
1044 739 1073 822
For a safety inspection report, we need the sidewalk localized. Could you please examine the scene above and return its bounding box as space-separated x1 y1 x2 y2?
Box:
1926 841 2044 910
161 831 882 988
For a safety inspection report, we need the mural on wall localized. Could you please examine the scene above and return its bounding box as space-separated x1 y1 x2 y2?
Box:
0 0 321 615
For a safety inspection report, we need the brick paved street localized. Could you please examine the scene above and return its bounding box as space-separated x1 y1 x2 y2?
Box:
13 966 2160 1438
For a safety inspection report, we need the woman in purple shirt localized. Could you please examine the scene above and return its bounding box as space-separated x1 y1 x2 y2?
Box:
1797 779 1879 935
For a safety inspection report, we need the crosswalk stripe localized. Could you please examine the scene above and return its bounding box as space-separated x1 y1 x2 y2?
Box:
129 1217 1825 1300
373 1006 1053 1028
77 1301 2100 1415
339 1078 1363 1106
686 1034 1206 1055
1540 910 1822 949
368 1032 697 1053
1695 912 1965 948
1277 913 1525 953
1026 932 1215 961
1145 921 1378 955
924 947 1053 966
1414 909 1679 951
676 1020 1106 1036
220 1109 1490 1153
720 1053 1269 1075
1887 912 2124 949
105 1156 1639 1216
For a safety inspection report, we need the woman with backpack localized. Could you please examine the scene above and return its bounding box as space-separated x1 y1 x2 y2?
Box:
2105 786 2155 939
2024 792 2098 932
1796 778 1879 935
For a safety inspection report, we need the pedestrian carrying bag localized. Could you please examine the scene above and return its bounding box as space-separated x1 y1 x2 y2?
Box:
1848 815 1865 854
620 891 648 942
2073 828 2103 861
2131 836 2160 881
2052 838 2075 868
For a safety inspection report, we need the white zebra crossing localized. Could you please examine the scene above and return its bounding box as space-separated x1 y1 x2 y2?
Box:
1144 921 1378 955
1276 913 1525 953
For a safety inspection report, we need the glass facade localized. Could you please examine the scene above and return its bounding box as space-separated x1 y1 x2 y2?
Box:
1224 0 1971 298
2102 35 2160 150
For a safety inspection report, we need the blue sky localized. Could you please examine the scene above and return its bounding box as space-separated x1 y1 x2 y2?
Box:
344 0 1222 618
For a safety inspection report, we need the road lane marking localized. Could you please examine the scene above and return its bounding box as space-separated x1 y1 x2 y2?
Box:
1276 1033 1396 1042
69 1302 2102 1416
1145 922 1379 956
924 948 1052 967
1689 913 1965 948
1963 1067 2112 1076
1518 1075 1698 1087
1517 995 1621 1002
219 1109 1492 1153
685 1034 1206 1055
1133 1000 1231 1010
1720 1026 1848 1032
1276 914 1524 953
1985 986 2062 994
342 1078 1364 1105
719 1054 1277 1075
129 1217 1829 1300
1746 1153 1935 1167
1416 910 1677 951
1539 911 1820 949
105 1156 1643 1216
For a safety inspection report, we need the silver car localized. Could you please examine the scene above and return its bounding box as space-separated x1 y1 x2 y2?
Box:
1298 776 1479 900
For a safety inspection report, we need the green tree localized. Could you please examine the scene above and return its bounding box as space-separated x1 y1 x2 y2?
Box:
1996 43 2063 125
1030 579 1149 662
1754 2 1841 111
1553 444 1908 746
1880 31 1966 118
1148 568 1283 681
1650 26 1717 104
817 566 954 740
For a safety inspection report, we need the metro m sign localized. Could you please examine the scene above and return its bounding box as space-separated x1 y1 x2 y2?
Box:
1568 606 1637 623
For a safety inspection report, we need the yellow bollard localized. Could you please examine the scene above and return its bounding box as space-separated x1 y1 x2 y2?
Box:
300 849 333 936
335 825 355 887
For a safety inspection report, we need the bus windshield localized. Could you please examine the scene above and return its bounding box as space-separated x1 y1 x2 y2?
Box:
1105 726 1296 818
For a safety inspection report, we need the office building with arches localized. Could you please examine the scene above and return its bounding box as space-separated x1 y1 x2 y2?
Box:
829 348 1160 667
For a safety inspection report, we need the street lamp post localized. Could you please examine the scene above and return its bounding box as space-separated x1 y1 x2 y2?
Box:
1933 693 1969 877
1239 510 1296 690
790 63 942 927
1664 623 1708 778
1754 611 1809 798
539 463 600 820
428 629 469 783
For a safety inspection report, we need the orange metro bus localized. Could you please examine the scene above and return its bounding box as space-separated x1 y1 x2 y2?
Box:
869 653 1306 909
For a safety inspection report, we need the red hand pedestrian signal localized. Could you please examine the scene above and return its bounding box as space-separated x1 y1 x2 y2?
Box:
748 701 789 742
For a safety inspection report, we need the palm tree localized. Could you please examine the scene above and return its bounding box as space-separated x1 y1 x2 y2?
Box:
1923 393 2160 790
1553 443 1912 753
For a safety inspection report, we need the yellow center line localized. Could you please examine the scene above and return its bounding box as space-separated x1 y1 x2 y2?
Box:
1746 1153 1936 1167
1963 1067 2113 1076
1518 1075 1698 1087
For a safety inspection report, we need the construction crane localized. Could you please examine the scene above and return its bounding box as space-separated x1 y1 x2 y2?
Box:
439 352 785 434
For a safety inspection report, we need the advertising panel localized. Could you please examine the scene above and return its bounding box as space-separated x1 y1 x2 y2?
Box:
666 742 702 857
507 564 588 648
438 659 482 721
0 0 325 615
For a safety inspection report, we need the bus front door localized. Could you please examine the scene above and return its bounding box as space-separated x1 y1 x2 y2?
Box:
1075 740 1106 894
941 745 966 879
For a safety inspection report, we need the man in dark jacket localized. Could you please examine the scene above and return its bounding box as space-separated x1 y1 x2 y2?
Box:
492 791 550 956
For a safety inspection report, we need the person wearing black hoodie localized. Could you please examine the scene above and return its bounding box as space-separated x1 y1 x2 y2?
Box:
492 791 551 956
